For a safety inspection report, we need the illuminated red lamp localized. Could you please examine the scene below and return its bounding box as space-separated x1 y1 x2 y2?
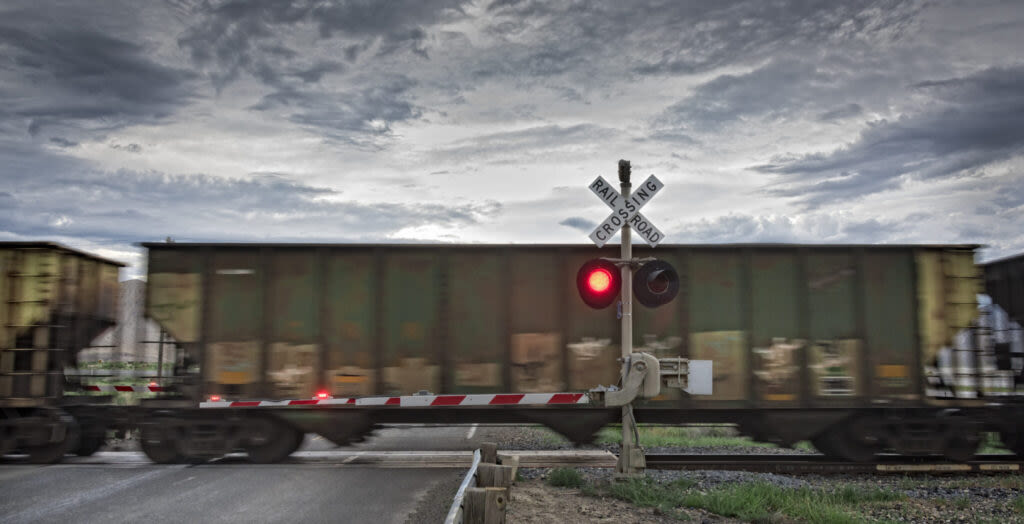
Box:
315 390 331 400
576 258 621 309
209 395 222 402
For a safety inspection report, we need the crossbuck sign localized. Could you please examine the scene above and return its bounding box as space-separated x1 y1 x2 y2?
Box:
588 175 665 248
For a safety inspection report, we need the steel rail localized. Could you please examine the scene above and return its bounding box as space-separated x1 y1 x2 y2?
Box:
643 453 1024 474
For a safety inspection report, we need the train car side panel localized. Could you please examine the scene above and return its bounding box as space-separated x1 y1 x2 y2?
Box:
324 251 375 396
448 250 504 393
863 250 918 399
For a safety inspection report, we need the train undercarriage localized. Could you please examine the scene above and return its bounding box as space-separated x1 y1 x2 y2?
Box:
6 401 1024 465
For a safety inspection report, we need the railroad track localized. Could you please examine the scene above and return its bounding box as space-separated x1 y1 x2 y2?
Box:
644 453 1024 474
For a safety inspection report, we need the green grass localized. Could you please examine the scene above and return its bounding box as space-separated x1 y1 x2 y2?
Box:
600 478 904 523
596 424 812 450
546 468 586 488
1014 496 1024 515
980 432 1012 454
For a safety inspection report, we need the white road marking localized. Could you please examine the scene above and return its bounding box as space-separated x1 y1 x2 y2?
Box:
466 424 478 440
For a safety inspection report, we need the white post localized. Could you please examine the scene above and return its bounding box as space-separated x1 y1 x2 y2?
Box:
615 159 644 477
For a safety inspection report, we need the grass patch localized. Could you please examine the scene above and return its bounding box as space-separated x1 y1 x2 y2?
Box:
1014 496 1024 515
597 424 808 450
547 468 586 488
980 432 1012 454
599 478 904 524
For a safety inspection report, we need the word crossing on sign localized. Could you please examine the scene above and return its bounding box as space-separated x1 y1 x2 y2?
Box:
587 175 665 247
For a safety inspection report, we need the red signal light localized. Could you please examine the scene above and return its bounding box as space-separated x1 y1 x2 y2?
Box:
587 268 613 293
577 258 621 309
209 395 222 402
316 390 331 400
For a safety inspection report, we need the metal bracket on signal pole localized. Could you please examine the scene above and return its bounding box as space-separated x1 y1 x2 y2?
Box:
591 352 660 407
599 256 657 270
590 354 715 407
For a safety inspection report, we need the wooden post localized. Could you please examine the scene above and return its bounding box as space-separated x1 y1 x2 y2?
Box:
480 442 497 463
499 455 519 479
464 487 507 524
477 463 514 488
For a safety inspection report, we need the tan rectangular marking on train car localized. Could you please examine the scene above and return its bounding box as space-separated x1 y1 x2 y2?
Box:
877 365 908 378
980 464 1019 471
876 464 971 472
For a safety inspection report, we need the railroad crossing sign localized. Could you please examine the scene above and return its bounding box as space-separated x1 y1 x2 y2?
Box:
588 174 665 247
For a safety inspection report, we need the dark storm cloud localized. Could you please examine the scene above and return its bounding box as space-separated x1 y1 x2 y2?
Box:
49 137 78 148
755 65 1024 208
433 124 621 161
250 75 420 146
671 213 908 244
0 18 197 136
481 0 922 81
178 0 470 87
175 1 469 144
655 59 828 131
0 160 501 244
818 103 864 122
111 143 143 153
559 217 595 232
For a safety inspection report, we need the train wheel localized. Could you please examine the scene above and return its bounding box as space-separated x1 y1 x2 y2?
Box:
811 434 842 459
942 430 980 462
140 417 182 464
825 418 880 463
1000 427 1024 456
74 434 106 457
27 412 77 464
74 422 108 457
246 419 301 464
288 432 306 455
141 438 181 464
26 439 71 464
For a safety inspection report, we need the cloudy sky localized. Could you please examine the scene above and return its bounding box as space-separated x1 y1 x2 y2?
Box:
1 0 1022 277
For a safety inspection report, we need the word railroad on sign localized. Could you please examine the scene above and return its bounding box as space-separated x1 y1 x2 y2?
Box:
587 174 665 247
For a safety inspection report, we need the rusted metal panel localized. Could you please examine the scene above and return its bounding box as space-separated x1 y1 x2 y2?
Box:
806 251 863 399
448 250 503 392
324 251 375 396
985 253 1024 326
266 250 318 398
689 251 746 401
269 250 318 343
143 242 986 406
507 250 564 392
0 242 123 404
205 250 262 392
749 251 801 404
382 251 440 394
863 251 917 398
147 249 202 343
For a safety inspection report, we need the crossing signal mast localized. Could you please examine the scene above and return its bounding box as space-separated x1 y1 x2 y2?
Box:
577 160 703 478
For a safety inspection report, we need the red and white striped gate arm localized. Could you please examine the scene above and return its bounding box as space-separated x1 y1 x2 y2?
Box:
83 385 165 393
199 392 589 408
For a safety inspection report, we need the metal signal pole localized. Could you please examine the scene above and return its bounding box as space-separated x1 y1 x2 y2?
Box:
616 159 644 477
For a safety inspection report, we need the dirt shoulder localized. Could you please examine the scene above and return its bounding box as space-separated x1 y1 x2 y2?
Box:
507 479 739 524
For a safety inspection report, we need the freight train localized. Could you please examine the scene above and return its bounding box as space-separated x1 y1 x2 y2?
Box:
2 241 1022 464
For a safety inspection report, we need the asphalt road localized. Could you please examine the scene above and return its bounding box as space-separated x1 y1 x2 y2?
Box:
0 424 495 524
